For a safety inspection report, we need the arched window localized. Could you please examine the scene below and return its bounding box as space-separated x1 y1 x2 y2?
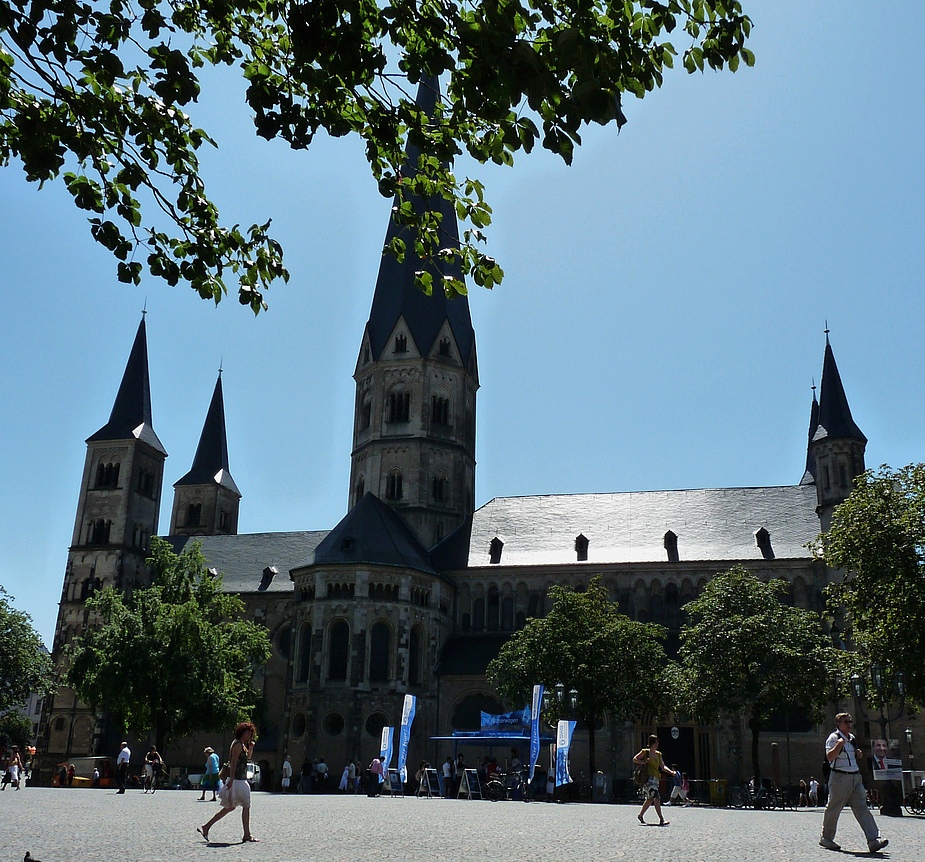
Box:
501 597 514 630
386 469 403 500
359 396 372 431
487 585 500 631
408 626 424 685
297 623 312 683
387 389 410 422
185 503 202 527
369 621 391 682
432 395 450 426
394 333 408 353
327 620 349 681
432 473 447 502
665 582 681 631
355 476 365 502
473 597 485 630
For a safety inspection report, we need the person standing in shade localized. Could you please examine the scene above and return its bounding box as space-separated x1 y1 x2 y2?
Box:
633 735 675 826
116 742 131 794
820 713 888 853
809 776 820 807
199 747 220 801
280 755 292 793
198 721 259 844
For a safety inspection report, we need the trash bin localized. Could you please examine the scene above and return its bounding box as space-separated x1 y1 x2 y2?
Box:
592 773 612 803
708 778 727 806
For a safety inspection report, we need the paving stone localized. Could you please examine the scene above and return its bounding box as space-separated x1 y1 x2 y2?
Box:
2 788 923 862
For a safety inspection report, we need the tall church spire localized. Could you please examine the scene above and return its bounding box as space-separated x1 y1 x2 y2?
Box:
350 76 479 549
800 382 819 485
809 333 866 529
364 76 476 371
170 372 240 536
87 315 165 454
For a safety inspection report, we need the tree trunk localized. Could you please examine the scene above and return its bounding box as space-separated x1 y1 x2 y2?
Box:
587 712 597 778
749 706 762 782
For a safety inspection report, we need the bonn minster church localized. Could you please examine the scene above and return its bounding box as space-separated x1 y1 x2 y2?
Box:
37 81 877 790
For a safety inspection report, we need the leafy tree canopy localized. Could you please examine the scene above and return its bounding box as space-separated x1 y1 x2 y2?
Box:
817 464 925 707
676 565 836 778
65 537 271 750
486 576 668 773
0 586 53 715
1 0 753 310
0 709 36 751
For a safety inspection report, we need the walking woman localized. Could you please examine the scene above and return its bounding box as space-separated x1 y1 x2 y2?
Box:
633 735 675 826
198 721 259 843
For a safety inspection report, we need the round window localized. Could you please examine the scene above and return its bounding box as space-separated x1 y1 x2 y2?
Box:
365 711 389 738
322 712 345 737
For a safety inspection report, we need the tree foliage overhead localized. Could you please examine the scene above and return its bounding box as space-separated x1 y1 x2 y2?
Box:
676 566 836 779
1 0 753 309
65 537 271 750
0 586 53 717
486 576 668 774
817 464 925 707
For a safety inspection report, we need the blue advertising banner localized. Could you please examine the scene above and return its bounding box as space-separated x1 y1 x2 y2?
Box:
480 709 529 731
555 720 576 787
397 694 417 782
528 684 544 782
379 726 394 784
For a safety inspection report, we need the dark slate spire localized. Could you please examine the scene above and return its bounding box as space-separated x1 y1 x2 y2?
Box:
87 315 165 453
364 76 476 368
175 373 239 494
812 337 866 445
800 383 820 485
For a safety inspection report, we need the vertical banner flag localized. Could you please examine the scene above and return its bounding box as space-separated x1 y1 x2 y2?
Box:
555 719 576 787
397 694 417 783
379 725 394 784
528 684 544 782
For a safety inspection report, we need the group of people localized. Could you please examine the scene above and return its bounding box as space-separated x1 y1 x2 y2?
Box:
113 741 166 793
797 776 821 807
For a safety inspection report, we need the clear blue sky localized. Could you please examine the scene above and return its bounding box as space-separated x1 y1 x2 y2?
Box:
2 1 923 645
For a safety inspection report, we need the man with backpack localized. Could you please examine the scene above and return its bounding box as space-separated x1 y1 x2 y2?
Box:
820 713 888 853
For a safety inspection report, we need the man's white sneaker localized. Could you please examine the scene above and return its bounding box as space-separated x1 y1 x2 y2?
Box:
868 838 888 853
819 838 841 851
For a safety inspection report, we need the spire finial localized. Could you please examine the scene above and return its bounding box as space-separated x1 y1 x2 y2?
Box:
218 357 223 377
824 320 830 345
811 377 817 397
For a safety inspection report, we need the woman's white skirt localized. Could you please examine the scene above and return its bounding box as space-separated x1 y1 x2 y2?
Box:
219 778 251 809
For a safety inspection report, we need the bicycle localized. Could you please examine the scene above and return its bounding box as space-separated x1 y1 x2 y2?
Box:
903 787 925 815
728 781 781 810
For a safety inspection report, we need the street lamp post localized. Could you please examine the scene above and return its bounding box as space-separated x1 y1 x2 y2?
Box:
850 667 906 817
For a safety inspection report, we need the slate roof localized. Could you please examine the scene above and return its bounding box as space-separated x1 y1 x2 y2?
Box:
364 77 476 370
465 484 820 568
304 492 438 576
166 531 328 593
174 374 240 495
88 316 166 454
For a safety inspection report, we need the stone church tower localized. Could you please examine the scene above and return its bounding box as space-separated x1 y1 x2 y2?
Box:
41 315 167 756
349 77 478 549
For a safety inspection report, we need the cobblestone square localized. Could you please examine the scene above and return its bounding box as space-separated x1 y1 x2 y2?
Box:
3 789 924 862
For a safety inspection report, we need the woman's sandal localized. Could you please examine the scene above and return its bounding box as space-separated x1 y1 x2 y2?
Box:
197 827 210 842
242 835 260 843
